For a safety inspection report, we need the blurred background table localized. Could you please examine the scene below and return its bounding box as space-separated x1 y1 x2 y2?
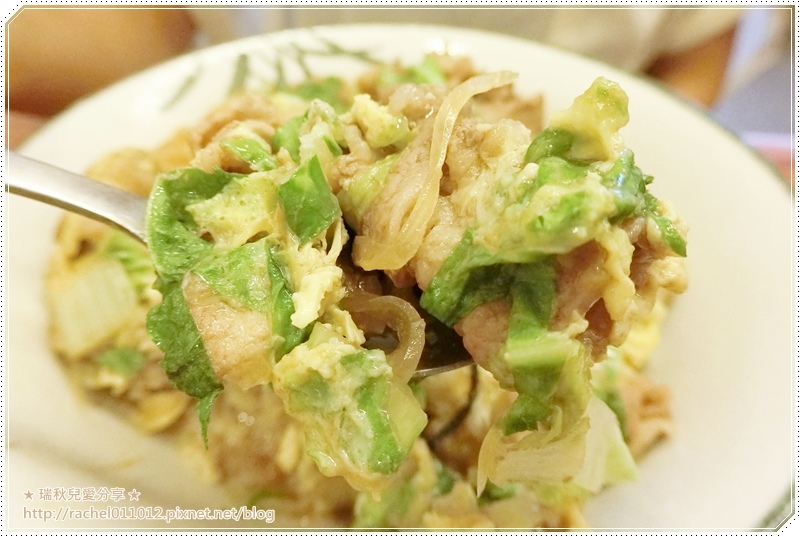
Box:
712 8 793 183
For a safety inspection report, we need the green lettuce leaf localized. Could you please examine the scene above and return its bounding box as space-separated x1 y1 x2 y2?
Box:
220 137 278 171
100 230 155 298
95 347 148 378
145 167 239 283
645 193 687 257
146 281 222 446
278 155 341 244
419 229 515 327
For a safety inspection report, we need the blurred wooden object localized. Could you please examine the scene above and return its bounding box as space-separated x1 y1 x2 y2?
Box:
7 8 195 116
646 27 738 107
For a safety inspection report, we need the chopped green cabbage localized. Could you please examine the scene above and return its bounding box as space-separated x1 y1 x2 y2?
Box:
421 76 684 445
96 347 148 378
49 256 138 359
278 155 342 244
134 65 683 509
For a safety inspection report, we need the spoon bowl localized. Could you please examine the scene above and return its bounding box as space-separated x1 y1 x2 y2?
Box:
6 151 471 379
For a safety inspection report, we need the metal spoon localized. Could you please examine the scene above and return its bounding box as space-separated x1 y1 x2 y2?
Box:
6 151 472 379
7 151 148 243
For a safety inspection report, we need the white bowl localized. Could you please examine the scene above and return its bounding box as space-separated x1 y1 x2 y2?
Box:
6 24 794 530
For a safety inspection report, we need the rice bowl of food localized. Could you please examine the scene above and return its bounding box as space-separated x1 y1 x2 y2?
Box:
5 24 793 530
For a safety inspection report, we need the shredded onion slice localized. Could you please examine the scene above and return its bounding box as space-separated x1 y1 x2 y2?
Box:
354 71 519 271
342 291 425 384
429 70 518 181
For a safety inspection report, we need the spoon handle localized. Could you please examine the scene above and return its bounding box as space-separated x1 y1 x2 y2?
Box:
6 151 148 243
